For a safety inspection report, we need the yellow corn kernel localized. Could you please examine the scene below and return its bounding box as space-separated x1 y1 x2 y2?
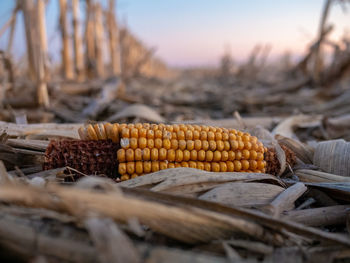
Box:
175 149 183 162
235 151 242 160
234 160 242 171
121 174 130 181
224 141 230 151
249 160 258 170
155 130 162 139
130 128 138 138
143 161 152 173
177 130 185 140
206 151 214 162
200 131 208 140
238 140 245 150
118 123 127 132
94 124 107 140
201 125 209 132
134 148 142 161
221 151 228 161
222 132 229 141
118 163 127 174
127 124 135 129
139 128 147 137
121 128 130 138
126 162 135 174
163 139 171 150
179 140 187 150
168 149 175 162
171 139 178 150
244 141 252 150
187 140 194 151
86 124 98 140
211 162 220 172
154 138 162 148
194 140 202 151
151 148 158 161
183 150 191 161
172 124 180 132
160 161 168 170
220 162 227 172
159 148 167 160
227 161 234 172
213 151 222 162
138 137 147 149
189 161 197 168
242 149 250 159
204 162 211 171
209 141 216 151
135 161 143 174
117 149 126 162
250 150 257 160
190 150 197 161
142 148 150 161
229 133 237 141
168 163 175 169
228 151 235 161
202 140 209 151
257 160 264 170
185 130 193 140
193 130 200 140
242 160 250 170
147 138 154 149
216 140 224 151
197 162 204 170
126 148 134 162
230 140 239 150
175 163 181 168
215 132 222 141
208 131 215 141
257 152 264 161
147 129 154 139
198 150 206 161
209 126 216 132
151 161 160 172
181 162 189 167
130 138 138 149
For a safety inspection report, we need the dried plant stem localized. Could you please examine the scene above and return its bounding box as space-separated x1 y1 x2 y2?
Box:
72 0 84 81
94 3 104 78
262 182 307 217
59 0 74 79
283 205 350 227
107 0 121 76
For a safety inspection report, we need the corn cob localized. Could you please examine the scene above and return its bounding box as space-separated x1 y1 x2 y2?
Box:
75 123 268 181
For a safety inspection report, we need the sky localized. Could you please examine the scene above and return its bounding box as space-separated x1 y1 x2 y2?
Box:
0 0 349 67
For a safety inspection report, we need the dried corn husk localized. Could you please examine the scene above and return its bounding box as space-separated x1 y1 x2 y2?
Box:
276 135 314 164
120 168 284 197
198 182 285 208
295 169 350 183
313 140 350 177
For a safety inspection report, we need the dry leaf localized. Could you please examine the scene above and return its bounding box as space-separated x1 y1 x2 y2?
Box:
198 182 285 208
313 139 350 177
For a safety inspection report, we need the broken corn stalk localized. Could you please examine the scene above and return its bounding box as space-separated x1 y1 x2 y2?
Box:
74 123 269 181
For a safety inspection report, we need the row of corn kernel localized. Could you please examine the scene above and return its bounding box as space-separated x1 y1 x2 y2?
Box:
79 123 267 152
118 138 265 152
118 160 266 180
117 148 264 163
80 123 242 142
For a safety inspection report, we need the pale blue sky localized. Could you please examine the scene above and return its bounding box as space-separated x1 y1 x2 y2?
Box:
0 0 349 67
